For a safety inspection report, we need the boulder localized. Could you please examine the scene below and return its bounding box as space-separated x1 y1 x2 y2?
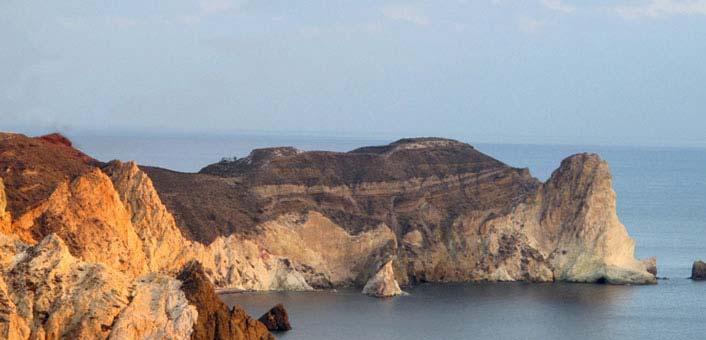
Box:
258 303 292 332
641 257 657 277
691 260 706 280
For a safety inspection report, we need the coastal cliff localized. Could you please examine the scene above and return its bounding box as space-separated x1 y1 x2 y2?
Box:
148 137 656 286
0 132 655 337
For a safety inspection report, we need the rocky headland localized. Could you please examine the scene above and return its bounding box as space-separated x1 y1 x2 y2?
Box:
0 132 656 338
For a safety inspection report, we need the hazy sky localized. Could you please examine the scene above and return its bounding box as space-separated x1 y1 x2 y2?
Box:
2 0 705 146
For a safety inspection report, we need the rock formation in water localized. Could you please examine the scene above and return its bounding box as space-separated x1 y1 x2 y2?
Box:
258 304 292 332
362 261 404 297
691 260 706 280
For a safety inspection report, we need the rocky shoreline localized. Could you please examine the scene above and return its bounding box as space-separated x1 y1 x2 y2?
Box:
0 132 657 339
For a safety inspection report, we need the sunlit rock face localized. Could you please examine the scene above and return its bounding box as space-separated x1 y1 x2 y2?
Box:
0 233 197 340
363 261 404 298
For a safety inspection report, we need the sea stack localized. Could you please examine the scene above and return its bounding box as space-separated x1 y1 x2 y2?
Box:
363 261 404 297
691 260 706 280
258 304 292 332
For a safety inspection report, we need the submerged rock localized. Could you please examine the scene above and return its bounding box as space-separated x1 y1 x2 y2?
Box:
258 303 292 332
691 260 706 280
363 261 404 298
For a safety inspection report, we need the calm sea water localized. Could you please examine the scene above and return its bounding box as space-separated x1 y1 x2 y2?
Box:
69 133 706 340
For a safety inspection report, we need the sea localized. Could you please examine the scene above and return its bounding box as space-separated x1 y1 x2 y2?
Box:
69 133 706 340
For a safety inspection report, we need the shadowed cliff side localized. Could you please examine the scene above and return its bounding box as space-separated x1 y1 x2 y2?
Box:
177 261 274 340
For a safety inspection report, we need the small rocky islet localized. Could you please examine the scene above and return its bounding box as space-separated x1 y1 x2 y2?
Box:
691 260 706 280
0 132 658 339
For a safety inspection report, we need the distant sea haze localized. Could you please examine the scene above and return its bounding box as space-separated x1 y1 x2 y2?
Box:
71 133 706 340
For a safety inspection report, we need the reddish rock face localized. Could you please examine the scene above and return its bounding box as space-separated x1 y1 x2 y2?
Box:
177 261 275 340
37 133 73 148
0 133 99 219
258 304 292 332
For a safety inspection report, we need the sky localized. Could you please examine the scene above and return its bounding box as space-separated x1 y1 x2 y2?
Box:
1 0 705 147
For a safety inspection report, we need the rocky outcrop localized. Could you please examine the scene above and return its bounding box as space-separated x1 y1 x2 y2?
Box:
0 233 198 340
537 154 656 284
642 257 657 277
107 274 198 340
102 160 196 273
258 304 292 332
177 261 274 340
0 233 277 340
12 168 149 276
362 261 404 298
0 133 98 221
691 260 706 280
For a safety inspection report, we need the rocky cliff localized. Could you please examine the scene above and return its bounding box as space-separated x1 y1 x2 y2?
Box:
0 132 656 336
0 133 275 339
148 137 656 286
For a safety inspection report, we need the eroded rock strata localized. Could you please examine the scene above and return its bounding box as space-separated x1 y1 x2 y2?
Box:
0 132 656 337
147 137 656 286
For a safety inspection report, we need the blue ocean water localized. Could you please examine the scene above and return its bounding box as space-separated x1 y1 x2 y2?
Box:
69 133 706 340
